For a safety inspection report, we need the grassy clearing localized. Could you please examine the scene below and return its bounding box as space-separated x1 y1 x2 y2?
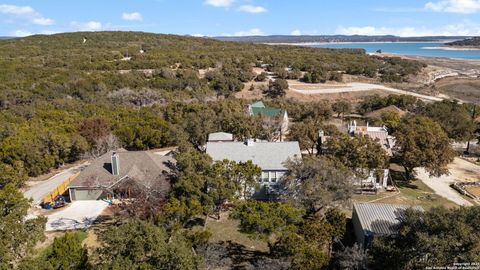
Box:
199 212 269 253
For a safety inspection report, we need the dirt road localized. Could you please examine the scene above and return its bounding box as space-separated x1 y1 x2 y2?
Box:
289 82 444 102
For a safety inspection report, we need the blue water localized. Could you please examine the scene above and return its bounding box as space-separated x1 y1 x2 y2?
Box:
311 42 480 60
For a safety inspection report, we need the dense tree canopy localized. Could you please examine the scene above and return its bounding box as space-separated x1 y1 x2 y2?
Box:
370 207 480 269
394 116 456 179
326 134 390 178
282 157 354 215
0 184 46 269
96 221 201 270
422 100 476 142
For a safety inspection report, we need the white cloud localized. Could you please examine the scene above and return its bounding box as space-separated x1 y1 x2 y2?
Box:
238 5 267 13
425 0 480 13
336 23 480 37
71 21 103 31
32 17 55 26
205 0 234 7
232 28 265 36
0 4 34 15
122 12 143 21
0 4 54 25
291 30 302 36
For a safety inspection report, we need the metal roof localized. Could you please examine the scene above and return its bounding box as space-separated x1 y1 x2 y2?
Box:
353 203 423 236
206 141 301 171
251 107 284 118
250 101 266 108
208 132 234 142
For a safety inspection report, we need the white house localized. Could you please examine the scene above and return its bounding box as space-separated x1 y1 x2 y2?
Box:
205 138 301 190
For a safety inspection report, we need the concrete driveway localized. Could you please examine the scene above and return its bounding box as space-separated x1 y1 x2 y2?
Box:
24 163 87 204
45 200 109 231
415 158 480 206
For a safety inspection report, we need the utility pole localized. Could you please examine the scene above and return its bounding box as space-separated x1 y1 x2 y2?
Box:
466 105 477 155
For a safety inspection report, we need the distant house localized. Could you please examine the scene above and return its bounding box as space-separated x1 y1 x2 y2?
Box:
347 121 395 156
206 138 301 198
208 132 234 142
247 101 289 139
68 149 175 201
352 203 423 246
364 105 407 120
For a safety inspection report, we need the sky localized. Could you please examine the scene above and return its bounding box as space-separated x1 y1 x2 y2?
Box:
2 0 480 37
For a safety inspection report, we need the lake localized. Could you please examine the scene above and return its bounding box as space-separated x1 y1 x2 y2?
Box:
310 42 480 60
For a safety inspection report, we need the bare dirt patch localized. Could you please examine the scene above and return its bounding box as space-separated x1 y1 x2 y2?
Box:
465 186 480 198
434 77 480 103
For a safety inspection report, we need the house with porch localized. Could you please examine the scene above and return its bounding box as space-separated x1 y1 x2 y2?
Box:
347 121 395 191
206 136 301 199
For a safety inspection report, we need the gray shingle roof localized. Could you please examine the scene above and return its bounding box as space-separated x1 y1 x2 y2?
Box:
206 141 301 171
208 132 234 142
69 150 175 189
354 203 423 236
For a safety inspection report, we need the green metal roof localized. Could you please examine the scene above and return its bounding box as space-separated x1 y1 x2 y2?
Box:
250 101 266 108
251 107 284 118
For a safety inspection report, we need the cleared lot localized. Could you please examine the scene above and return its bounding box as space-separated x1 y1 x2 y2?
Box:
46 200 109 231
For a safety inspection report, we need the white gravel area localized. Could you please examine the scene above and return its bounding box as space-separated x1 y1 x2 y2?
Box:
45 200 109 231
290 82 444 102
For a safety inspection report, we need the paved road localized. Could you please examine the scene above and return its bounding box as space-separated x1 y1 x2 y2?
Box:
289 82 444 102
24 164 86 204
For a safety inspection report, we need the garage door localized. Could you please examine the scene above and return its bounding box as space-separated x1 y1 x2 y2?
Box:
70 188 104 200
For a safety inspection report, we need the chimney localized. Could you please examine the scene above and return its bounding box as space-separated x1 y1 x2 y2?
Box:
111 151 120 176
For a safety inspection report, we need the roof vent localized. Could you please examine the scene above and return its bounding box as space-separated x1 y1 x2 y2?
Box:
111 152 120 176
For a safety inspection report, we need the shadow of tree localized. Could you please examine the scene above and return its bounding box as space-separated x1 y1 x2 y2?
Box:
201 241 281 270
395 180 419 190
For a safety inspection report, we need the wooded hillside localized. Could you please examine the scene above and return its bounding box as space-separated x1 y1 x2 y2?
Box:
0 31 425 106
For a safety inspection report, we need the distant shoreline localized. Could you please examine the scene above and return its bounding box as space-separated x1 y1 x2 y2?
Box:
422 46 480 51
265 41 455 46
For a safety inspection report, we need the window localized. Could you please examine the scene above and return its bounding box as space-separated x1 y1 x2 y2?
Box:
270 172 277 183
261 172 269 183
277 172 285 181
